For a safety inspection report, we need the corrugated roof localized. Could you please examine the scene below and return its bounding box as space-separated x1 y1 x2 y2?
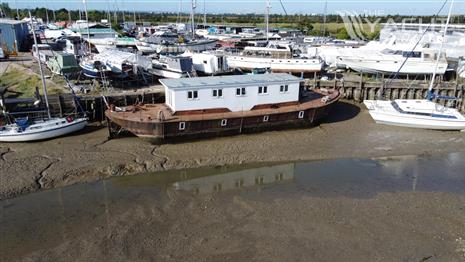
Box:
0 19 27 25
160 73 301 89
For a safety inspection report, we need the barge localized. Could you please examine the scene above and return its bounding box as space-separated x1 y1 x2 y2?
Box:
105 73 340 142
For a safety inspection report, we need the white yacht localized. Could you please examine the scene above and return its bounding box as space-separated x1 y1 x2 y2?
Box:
227 42 323 73
337 46 448 75
0 117 88 142
363 0 465 131
364 100 465 130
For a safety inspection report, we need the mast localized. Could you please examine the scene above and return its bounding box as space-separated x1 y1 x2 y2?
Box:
107 0 112 29
322 0 328 36
203 0 206 28
177 0 182 24
265 0 271 42
29 11 51 119
45 0 50 25
83 0 91 51
15 0 19 19
190 0 196 39
428 0 454 95
133 6 137 29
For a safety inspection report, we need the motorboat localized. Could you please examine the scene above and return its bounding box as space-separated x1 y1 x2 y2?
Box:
226 41 323 73
337 46 448 75
150 55 196 79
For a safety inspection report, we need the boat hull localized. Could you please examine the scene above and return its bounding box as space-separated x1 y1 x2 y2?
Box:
106 90 340 142
227 56 323 73
79 62 111 79
149 68 187 79
364 100 465 130
339 58 448 75
0 118 88 142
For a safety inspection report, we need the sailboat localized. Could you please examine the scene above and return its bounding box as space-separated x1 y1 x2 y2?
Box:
363 0 465 131
0 13 87 142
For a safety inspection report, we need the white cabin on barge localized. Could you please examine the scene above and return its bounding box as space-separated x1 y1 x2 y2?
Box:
160 73 302 113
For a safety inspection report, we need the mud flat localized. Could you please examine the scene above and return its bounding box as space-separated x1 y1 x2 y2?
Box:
1 101 465 199
1 153 465 261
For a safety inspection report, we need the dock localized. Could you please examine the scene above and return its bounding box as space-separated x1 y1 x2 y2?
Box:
23 76 463 124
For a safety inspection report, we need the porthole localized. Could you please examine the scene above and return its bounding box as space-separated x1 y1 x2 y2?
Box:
298 111 305 119
263 115 269 122
221 119 228 126
179 122 186 130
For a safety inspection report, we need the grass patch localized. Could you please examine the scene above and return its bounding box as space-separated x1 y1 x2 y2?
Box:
0 66 65 98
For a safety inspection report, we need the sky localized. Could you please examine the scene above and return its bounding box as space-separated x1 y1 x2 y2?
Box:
4 0 465 16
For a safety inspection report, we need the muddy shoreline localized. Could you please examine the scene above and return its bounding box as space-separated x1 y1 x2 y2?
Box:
1 101 465 200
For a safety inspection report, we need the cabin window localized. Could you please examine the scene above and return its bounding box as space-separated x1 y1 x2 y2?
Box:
402 51 421 58
235 179 244 188
236 87 246 96
280 85 289 93
275 173 284 181
187 90 198 100
203 60 208 64
298 111 305 119
214 183 222 192
212 89 223 98
258 86 268 94
179 122 186 130
221 119 228 126
263 115 269 122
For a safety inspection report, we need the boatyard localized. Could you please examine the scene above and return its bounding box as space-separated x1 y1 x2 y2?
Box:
1 0 465 261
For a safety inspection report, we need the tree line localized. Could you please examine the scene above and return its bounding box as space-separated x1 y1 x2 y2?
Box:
1 3 464 40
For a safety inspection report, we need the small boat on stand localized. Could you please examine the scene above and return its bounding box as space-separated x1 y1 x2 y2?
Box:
105 73 340 142
150 55 196 79
79 56 112 79
0 13 87 142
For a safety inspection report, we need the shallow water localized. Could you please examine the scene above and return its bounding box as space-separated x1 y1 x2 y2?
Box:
1 152 465 260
